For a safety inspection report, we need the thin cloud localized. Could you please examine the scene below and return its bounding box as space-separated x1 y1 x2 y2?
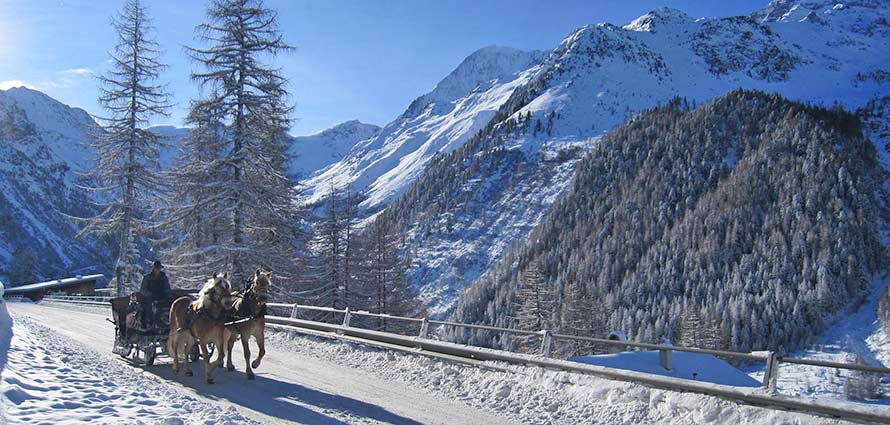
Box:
60 68 93 76
0 68 94 92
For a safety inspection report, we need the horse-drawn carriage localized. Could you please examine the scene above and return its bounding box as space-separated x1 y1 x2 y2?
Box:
109 289 212 366
108 268 268 383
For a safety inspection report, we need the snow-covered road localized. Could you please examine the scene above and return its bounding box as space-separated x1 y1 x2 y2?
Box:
1 301 863 424
2 302 503 424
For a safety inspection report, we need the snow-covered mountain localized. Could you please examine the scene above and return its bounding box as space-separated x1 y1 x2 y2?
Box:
146 120 380 184
356 0 890 316
147 125 190 170
0 87 108 283
288 120 381 180
301 46 546 208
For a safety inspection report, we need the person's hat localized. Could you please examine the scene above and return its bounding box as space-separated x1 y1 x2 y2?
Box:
152 260 163 269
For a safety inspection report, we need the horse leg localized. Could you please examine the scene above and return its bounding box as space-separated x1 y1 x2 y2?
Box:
226 330 236 371
251 328 265 370
169 333 179 375
183 338 194 377
212 329 226 370
200 341 214 384
240 331 254 379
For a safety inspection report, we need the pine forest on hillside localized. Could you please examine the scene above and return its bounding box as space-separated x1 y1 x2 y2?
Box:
452 90 886 355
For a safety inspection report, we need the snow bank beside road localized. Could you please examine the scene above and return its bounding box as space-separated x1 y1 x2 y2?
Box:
267 327 852 424
0 302 12 379
0 312 257 424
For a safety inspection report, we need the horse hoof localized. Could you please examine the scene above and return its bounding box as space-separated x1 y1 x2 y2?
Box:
227 365 235 372
251 360 261 369
206 378 215 384
173 368 180 375
247 373 255 380
185 371 193 377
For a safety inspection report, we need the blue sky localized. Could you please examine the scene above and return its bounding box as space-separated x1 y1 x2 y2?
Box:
0 0 764 136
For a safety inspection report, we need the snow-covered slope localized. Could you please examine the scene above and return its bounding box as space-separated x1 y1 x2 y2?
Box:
377 0 890 316
0 87 108 283
302 46 546 208
288 120 380 180
572 351 762 388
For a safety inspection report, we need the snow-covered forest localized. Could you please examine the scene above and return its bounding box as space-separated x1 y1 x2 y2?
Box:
451 91 886 355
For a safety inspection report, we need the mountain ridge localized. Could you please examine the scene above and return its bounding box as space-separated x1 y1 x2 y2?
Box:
356 0 890 316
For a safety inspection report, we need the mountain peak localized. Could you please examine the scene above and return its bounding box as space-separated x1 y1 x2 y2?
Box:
313 119 381 138
428 46 543 103
623 7 693 32
289 119 382 179
0 87 96 166
754 0 890 26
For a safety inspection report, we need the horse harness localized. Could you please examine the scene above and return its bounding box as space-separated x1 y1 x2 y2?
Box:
224 279 267 331
177 292 228 338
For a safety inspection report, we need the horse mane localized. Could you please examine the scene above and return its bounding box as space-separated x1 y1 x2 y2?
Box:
193 277 217 310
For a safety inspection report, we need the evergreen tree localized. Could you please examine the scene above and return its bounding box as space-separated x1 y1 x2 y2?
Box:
79 0 171 295
676 305 703 347
675 304 726 349
165 0 300 286
559 281 607 357
844 353 882 400
452 91 885 354
514 259 553 353
365 216 417 332
308 184 345 314
340 189 366 310
157 94 229 287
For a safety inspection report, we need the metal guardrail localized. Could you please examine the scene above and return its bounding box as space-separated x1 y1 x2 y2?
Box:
261 315 890 424
49 296 890 393
43 294 111 306
262 300 890 395
38 294 890 423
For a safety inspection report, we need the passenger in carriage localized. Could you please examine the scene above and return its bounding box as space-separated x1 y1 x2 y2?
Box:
140 260 171 328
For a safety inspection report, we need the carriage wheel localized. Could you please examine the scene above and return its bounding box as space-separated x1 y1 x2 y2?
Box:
114 341 132 358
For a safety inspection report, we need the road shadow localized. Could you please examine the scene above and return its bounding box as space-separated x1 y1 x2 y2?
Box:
145 358 424 424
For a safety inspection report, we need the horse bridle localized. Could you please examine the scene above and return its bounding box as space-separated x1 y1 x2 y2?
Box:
238 276 268 319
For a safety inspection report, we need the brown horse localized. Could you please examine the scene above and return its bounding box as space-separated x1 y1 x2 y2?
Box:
168 272 233 383
223 268 271 380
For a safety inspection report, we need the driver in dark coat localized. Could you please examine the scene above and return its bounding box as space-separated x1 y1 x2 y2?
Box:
140 260 171 328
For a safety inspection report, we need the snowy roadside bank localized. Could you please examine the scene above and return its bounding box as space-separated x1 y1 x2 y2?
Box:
0 304 256 424
0 301 13 379
10 300 873 424
266 326 855 425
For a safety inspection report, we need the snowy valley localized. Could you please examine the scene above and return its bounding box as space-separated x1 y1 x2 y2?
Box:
3 0 890 422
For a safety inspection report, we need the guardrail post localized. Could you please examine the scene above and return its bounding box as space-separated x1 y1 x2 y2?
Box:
290 305 299 319
419 317 430 339
342 307 352 327
659 339 673 371
763 351 778 393
540 330 553 357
